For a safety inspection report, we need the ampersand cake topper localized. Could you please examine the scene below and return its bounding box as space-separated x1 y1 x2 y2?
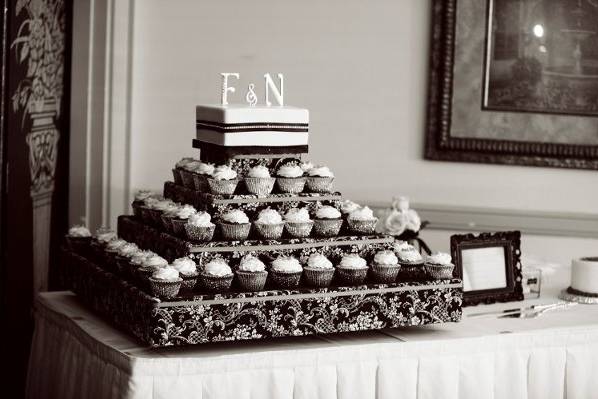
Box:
220 73 284 106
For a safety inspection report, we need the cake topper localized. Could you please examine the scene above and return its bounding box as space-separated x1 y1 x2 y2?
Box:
220 73 284 106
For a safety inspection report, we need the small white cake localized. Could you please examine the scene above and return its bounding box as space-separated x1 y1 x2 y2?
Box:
196 104 309 147
570 257 598 295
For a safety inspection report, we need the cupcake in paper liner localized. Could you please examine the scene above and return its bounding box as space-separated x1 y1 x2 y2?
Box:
207 165 239 195
284 208 314 238
199 259 234 292
131 190 153 218
104 238 128 273
306 165 334 193
171 204 197 237
192 162 215 192
244 165 275 196
371 250 401 283
185 212 215 242
90 228 117 264
236 255 268 291
395 242 426 280
138 254 168 291
347 206 378 235
172 257 199 292
173 157 194 185
148 198 174 227
336 254 369 285
114 242 139 276
313 206 343 237
218 209 251 241
128 250 155 282
180 160 202 188
253 208 284 240
275 164 306 194
159 203 181 233
149 266 183 299
303 253 335 288
269 256 303 288
424 252 455 279
65 225 92 254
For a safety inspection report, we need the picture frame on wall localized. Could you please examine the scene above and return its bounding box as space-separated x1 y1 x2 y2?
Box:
425 0 598 170
450 231 524 306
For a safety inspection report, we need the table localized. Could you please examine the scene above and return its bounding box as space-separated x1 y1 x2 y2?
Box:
26 266 598 399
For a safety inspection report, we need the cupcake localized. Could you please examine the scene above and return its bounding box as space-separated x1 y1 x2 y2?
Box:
218 209 251 241
336 254 369 285
171 257 199 292
371 250 401 283
424 252 455 279
91 227 117 263
180 159 202 188
173 157 194 185
185 211 216 242
284 208 313 238
138 254 168 290
131 190 153 218
149 267 183 299
303 253 335 287
306 165 334 193
347 206 378 235
340 200 361 217
236 255 268 291
129 250 155 282
65 225 92 253
149 198 175 227
207 165 239 195
139 196 161 226
253 208 284 240
269 256 303 288
171 204 197 237
160 204 181 233
244 165 275 196
313 206 343 237
114 242 140 276
395 242 426 280
192 162 215 192
275 164 306 194
199 259 234 292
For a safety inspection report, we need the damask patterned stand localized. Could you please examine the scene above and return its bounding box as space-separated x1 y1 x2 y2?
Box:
62 249 463 347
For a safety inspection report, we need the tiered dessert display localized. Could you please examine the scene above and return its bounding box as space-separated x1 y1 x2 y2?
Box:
62 103 463 347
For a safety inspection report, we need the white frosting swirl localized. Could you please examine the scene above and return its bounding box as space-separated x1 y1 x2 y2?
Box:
277 164 303 178
143 196 161 208
300 161 314 172
134 190 153 201
176 157 195 168
397 250 423 263
308 166 334 178
315 206 341 219
94 228 117 244
204 259 232 276
238 255 266 272
131 250 155 266
307 253 333 269
171 257 197 275
152 266 180 281
374 250 399 266
221 209 249 224
183 160 202 171
154 200 177 212
426 252 453 265
340 200 360 215
106 239 127 252
118 242 139 257
176 204 197 219
255 208 283 225
68 225 91 237
188 212 213 227
338 254 368 269
348 206 376 221
212 165 237 181
284 208 311 223
163 205 181 217
196 162 215 176
247 165 271 178
393 241 415 252
142 255 168 271
271 256 303 273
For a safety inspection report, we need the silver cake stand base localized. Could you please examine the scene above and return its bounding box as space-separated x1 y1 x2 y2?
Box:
559 287 598 305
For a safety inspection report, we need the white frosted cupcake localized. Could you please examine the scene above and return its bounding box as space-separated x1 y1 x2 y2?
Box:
306 165 334 193
253 208 284 240
132 190 153 218
66 225 92 253
181 159 202 188
347 206 378 235
270 256 303 288
313 206 343 237
151 199 177 227
184 211 215 242
340 200 361 217
114 242 140 276
218 209 251 241
336 254 369 285
129 250 155 280
173 157 195 185
236 255 268 291
371 250 401 283
207 165 239 195
149 266 183 299
171 204 197 237
104 238 128 272
284 208 313 238
138 254 168 290
424 252 455 279
90 227 117 263
159 202 181 233
200 258 234 292
244 165 275 196
303 253 335 287
171 257 199 291
395 243 425 280
192 162 215 192
275 164 306 194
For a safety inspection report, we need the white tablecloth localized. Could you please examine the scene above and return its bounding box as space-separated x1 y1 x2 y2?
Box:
27 267 598 399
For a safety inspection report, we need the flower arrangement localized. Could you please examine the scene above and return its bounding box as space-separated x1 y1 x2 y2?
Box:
382 196 430 254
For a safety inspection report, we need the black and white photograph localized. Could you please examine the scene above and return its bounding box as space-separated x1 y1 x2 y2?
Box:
2 1 597 398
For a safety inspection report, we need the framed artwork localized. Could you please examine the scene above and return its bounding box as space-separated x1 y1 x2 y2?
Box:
425 0 598 170
450 231 524 306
